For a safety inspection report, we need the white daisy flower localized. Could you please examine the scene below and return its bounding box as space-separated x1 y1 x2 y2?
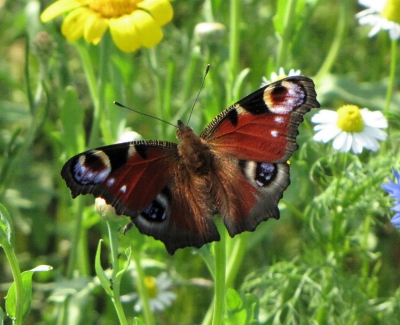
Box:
122 272 176 312
312 105 388 154
261 67 301 86
356 0 400 40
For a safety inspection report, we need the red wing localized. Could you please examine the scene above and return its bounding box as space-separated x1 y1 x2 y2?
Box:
200 76 320 162
61 140 220 255
61 140 178 215
199 77 319 237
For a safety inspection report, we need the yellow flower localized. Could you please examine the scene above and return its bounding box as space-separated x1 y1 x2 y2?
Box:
41 0 173 52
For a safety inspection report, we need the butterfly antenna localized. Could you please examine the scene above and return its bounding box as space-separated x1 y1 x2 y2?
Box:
186 64 210 125
113 102 178 128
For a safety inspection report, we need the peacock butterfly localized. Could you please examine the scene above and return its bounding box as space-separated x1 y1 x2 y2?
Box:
61 76 320 254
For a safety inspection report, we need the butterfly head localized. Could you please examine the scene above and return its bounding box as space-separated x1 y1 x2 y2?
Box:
176 120 193 139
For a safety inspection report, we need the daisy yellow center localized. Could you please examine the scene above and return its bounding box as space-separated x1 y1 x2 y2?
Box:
88 0 142 18
382 0 400 23
336 105 364 132
144 276 158 298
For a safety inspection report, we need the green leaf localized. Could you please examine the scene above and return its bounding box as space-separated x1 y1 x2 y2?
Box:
0 203 14 248
226 288 242 311
61 86 85 157
95 239 113 297
243 293 259 325
115 246 131 281
5 265 52 322
133 317 146 325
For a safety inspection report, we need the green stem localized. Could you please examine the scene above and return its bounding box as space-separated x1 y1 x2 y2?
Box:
228 0 240 103
75 43 100 148
330 154 348 251
212 220 226 325
384 38 397 117
225 232 248 289
314 0 347 82
98 33 112 144
2 244 23 325
131 249 155 325
66 196 85 278
146 48 165 138
107 222 128 325
360 212 371 284
275 0 297 69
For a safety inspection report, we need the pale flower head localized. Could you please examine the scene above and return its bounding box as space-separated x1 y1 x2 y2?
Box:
121 272 177 312
356 0 400 40
261 67 301 86
312 105 388 154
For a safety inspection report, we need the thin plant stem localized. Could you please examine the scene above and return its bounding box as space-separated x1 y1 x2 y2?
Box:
314 0 347 83
384 38 397 117
107 222 128 325
66 196 85 278
131 249 155 325
227 0 240 104
225 232 248 288
212 220 226 325
360 211 371 284
75 43 100 149
330 154 348 251
1 242 23 325
275 0 297 70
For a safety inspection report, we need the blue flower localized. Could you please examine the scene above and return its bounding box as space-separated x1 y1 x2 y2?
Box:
382 168 400 227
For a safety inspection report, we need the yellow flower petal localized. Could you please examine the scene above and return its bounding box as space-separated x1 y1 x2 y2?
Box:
40 0 83 22
109 15 141 52
84 13 108 45
138 0 173 26
132 10 162 48
61 7 91 42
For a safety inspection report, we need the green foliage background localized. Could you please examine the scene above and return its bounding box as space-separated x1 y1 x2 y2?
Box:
1 0 400 324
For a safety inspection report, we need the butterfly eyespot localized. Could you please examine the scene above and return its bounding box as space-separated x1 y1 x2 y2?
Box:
255 163 277 187
141 194 169 222
120 185 127 194
107 178 115 187
73 151 111 185
241 161 277 188
264 81 305 114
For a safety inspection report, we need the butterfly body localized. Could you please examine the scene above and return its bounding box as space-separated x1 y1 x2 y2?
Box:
61 76 320 254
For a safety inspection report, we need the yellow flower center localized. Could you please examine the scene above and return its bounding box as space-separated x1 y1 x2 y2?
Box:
144 276 158 298
88 0 142 18
382 0 400 23
336 105 364 132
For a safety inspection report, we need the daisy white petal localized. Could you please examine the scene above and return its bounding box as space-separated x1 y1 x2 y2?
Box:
313 124 341 142
312 105 387 154
332 132 349 152
311 110 338 124
356 0 400 40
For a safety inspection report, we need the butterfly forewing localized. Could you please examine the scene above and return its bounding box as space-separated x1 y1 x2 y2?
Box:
201 76 319 162
61 141 178 214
